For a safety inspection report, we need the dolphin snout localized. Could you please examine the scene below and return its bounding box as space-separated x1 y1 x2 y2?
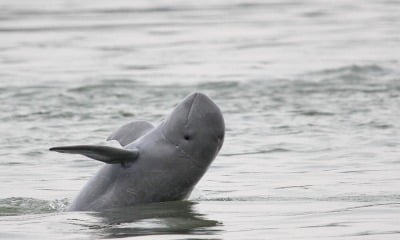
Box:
186 92 224 130
186 92 213 109
186 93 212 116
186 92 210 101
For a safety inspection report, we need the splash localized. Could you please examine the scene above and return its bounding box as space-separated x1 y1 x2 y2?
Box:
0 197 69 216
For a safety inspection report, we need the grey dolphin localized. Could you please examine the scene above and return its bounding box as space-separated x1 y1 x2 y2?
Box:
50 92 225 211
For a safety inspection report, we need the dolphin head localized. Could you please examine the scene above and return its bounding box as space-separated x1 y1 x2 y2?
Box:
162 92 225 167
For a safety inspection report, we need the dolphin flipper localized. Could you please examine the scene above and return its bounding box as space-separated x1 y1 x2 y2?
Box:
107 121 154 146
49 145 139 167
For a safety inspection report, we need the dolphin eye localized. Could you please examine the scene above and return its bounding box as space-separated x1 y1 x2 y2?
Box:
184 134 191 141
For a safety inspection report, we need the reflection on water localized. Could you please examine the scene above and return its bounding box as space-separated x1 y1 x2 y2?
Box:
0 200 221 239
89 201 220 239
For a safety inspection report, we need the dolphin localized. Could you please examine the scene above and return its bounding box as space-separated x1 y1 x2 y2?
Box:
50 92 225 211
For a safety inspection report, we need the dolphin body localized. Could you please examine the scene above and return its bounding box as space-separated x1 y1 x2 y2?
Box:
50 93 225 211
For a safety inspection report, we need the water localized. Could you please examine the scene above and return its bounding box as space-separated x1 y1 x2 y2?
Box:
1 0 400 239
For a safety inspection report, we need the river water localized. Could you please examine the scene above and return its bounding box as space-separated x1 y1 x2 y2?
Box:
1 0 400 239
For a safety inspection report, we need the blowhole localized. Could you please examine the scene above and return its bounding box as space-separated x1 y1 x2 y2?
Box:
184 134 191 140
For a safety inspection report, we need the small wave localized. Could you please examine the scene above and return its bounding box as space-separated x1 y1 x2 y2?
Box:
320 64 386 76
195 194 400 203
220 148 289 157
305 64 392 83
198 196 284 202
291 110 335 116
0 197 69 216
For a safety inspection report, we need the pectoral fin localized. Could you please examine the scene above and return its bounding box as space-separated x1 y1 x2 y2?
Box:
49 145 139 167
107 121 154 146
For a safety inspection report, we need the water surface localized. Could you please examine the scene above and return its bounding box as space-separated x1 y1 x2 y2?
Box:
1 0 400 239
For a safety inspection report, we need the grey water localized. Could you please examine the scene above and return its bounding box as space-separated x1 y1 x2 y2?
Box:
1 0 400 239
